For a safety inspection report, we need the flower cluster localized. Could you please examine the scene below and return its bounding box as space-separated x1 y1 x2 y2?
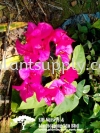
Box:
12 22 78 105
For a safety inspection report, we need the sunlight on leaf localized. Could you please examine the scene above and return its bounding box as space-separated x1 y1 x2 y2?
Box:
0 55 23 69
51 94 79 117
0 22 27 32
92 19 100 29
18 95 46 110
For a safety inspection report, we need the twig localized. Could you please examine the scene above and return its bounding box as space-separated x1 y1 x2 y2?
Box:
40 1 63 11
83 40 99 48
68 7 75 15
36 0 48 21
3 0 16 9
7 75 12 96
22 0 37 23
14 0 20 15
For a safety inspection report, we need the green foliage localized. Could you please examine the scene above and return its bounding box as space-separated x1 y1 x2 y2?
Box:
51 94 79 117
78 24 88 33
34 107 45 116
18 95 46 110
71 45 86 75
93 103 100 116
83 85 90 94
75 80 85 98
93 93 100 102
90 121 100 128
10 119 18 128
92 19 100 29
11 102 19 113
83 95 89 104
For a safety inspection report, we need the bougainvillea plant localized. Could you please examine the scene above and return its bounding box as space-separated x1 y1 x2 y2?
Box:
11 22 88 133
10 19 100 133
12 22 78 105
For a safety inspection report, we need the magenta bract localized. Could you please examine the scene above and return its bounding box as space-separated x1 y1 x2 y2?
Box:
13 22 78 105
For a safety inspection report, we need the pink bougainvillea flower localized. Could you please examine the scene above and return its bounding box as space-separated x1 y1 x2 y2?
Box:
14 21 79 106
31 84 46 102
43 79 65 105
25 22 37 38
49 28 74 65
60 67 78 83
27 22 53 61
16 40 39 63
58 51 70 66
12 80 35 102
37 22 54 39
51 29 74 53
19 62 44 82
24 37 50 62
38 38 50 61
43 87 59 106
12 62 44 102
44 68 78 105
25 22 54 41
16 22 54 62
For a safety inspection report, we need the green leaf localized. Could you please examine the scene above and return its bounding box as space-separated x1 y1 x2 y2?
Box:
94 57 100 76
51 94 79 117
11 90 22 105
10 119 18 128
93 93 100 102
79 33 86 42
76 129 84 133
76 80 85 98
0 55 23 69
34 107 45 116
46 103 55 113
86 22 92 29
0 22 27 32
78 24 88 33
91 29 96 35
72 81 77 88
90 49 95 56
11 102 19 113
18 95 46 110
72 45 86 75
83 95 89 104
72 33 78 40
94 129 100 133
86 55 91 61
87 40 92 49
34 128 47 133
83 85 90 94
93 103 100 116
90 121 100 128
0 5 6 10
92 19 100 29
97 40 100 43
